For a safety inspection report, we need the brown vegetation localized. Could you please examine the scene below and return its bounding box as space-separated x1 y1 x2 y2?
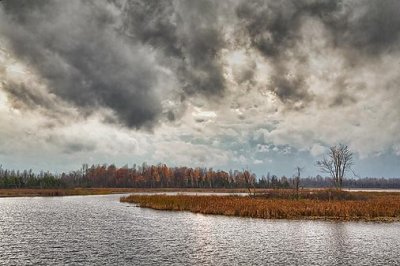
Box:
120 190 400 222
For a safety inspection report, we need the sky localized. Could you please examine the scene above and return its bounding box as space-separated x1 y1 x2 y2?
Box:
0 0 399 178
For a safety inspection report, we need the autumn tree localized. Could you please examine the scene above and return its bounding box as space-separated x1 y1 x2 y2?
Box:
316 144 354 189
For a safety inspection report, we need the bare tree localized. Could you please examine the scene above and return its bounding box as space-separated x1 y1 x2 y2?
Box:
243 169 256 196
316 144 354 189
293 166 303 199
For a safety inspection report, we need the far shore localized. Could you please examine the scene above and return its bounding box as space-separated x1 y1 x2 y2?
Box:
1 187 400 198
0 187 290 197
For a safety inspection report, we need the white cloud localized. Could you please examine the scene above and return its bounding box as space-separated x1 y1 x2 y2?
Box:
310 144 326 157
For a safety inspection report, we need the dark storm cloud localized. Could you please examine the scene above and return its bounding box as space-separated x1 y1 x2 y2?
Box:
1 0 399 127
321 0 400 55
0 0 227 128
1 0 162 129
120 0 226 96
235 0 400 106
270 69 310 106
235 0 347 59
119 0 182 57
235 0 338 107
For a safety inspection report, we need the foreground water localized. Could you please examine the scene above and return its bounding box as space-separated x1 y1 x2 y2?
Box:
1 194 399 265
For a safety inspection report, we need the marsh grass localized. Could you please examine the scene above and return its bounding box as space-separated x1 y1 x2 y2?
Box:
253 189 369 201
120 190 400 221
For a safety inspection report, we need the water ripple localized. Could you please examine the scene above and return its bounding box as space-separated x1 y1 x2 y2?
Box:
1 194 400 265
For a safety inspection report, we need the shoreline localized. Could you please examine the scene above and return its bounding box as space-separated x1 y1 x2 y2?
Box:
0 188 285 197
2 187 400 197
120 192 400 222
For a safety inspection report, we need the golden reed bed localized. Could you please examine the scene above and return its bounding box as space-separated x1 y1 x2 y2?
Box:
121 191 400 222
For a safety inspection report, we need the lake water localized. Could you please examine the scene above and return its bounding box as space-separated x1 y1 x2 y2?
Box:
1 194 400 265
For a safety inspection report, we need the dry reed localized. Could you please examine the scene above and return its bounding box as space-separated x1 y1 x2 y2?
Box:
120 191 400 222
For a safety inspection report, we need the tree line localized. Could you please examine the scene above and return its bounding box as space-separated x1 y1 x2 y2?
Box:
0 163 399 189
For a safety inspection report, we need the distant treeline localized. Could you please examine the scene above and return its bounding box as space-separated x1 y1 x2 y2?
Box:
0 164 399 189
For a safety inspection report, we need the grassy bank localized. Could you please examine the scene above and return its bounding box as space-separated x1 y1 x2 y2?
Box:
120 190 400 222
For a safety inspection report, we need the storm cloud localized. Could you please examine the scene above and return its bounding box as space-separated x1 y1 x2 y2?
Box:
235 0 400 107
1 0 164 128
0 0 230 128
2 0 400 124
0 0 400 177
120 0 226 96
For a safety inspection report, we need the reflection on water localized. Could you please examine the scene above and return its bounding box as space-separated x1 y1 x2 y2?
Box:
1 194 399 265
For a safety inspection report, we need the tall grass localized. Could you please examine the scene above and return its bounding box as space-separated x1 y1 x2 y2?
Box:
120 191 400 221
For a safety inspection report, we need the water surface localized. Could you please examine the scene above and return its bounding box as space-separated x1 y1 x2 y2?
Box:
1 194 399 265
